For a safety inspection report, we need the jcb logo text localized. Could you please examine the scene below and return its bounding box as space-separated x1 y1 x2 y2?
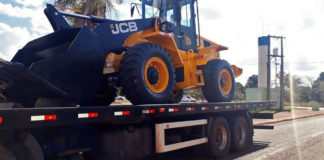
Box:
111 22 138 34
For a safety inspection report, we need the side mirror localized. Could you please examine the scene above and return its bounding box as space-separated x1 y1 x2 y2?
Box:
131 3 140 18
131 4 136 17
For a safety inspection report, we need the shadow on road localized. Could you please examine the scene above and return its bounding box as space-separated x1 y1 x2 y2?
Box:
219 141 271 160
147 141 271 160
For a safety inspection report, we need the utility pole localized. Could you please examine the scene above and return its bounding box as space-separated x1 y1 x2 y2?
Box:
280 37 284 110
266 35 271 101
268 35 285 110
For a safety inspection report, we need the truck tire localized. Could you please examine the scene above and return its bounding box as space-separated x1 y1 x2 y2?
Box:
231 116 253 152
202 59 235 102
119 43 175 105
168 89 184 103
205 117 231 158
0 133 44 160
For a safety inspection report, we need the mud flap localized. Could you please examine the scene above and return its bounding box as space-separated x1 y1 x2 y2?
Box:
6 26 106 106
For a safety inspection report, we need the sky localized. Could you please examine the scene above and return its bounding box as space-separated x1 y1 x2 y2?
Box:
1 0 324 85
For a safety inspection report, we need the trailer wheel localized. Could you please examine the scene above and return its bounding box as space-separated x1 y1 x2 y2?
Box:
231 116 253 152
119 43 175 105
205 117 231 158
202 60 235 102
0 133 44 160
168 89 184 103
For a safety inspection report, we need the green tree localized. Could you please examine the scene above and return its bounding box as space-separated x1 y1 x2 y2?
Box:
55 0 123 27
233 82 245 102
312 72 324 103
296 86 312 103
245 75 258 88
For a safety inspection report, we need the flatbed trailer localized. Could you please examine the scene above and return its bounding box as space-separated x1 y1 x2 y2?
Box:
0 101 275 160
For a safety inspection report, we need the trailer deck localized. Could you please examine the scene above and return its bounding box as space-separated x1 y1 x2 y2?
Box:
0 101 275 130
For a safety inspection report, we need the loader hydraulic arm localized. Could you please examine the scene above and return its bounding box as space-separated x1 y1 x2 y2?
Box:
45 4 112 31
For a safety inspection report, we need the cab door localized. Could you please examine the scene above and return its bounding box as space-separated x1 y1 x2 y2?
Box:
177 0 197 51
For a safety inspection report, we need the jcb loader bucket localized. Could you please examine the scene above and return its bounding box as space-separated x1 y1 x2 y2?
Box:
2 26 106 107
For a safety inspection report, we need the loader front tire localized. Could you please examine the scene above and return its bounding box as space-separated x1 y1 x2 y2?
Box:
119 43 175 105
203 60 235 102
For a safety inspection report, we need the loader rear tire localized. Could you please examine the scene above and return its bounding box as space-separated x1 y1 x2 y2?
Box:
119 43 175 105
202 60 235 102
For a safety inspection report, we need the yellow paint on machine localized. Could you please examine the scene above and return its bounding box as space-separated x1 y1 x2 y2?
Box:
103 18 243 90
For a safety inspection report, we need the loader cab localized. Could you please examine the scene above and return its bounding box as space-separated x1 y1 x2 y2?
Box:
141 0 198 51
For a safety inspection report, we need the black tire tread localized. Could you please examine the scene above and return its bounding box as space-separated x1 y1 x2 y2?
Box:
231 116 253 152
119 43 175 105
202 59 235 102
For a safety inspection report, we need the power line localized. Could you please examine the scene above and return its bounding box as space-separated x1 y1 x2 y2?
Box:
240 61 324 66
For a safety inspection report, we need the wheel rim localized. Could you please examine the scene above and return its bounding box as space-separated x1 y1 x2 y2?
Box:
235 125 246 145
218 69 232 95
144 57 169 93
215 125 228 150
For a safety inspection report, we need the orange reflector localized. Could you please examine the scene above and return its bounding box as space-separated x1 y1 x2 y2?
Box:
159 108 166 113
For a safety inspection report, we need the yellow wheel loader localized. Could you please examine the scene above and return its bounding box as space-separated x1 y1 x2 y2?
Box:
0 0 242 107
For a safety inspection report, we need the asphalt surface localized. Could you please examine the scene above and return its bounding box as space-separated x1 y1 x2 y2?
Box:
151 115 324 160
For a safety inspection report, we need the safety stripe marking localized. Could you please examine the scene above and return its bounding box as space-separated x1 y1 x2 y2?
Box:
201 107 209 111
215 106 222 110
31 115 57 121
143 109 155 114
186 107 195 111
114 111 130 116
169 108 179 112
78 113 98 119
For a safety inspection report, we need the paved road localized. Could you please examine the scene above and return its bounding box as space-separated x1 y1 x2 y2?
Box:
152 115 324 160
